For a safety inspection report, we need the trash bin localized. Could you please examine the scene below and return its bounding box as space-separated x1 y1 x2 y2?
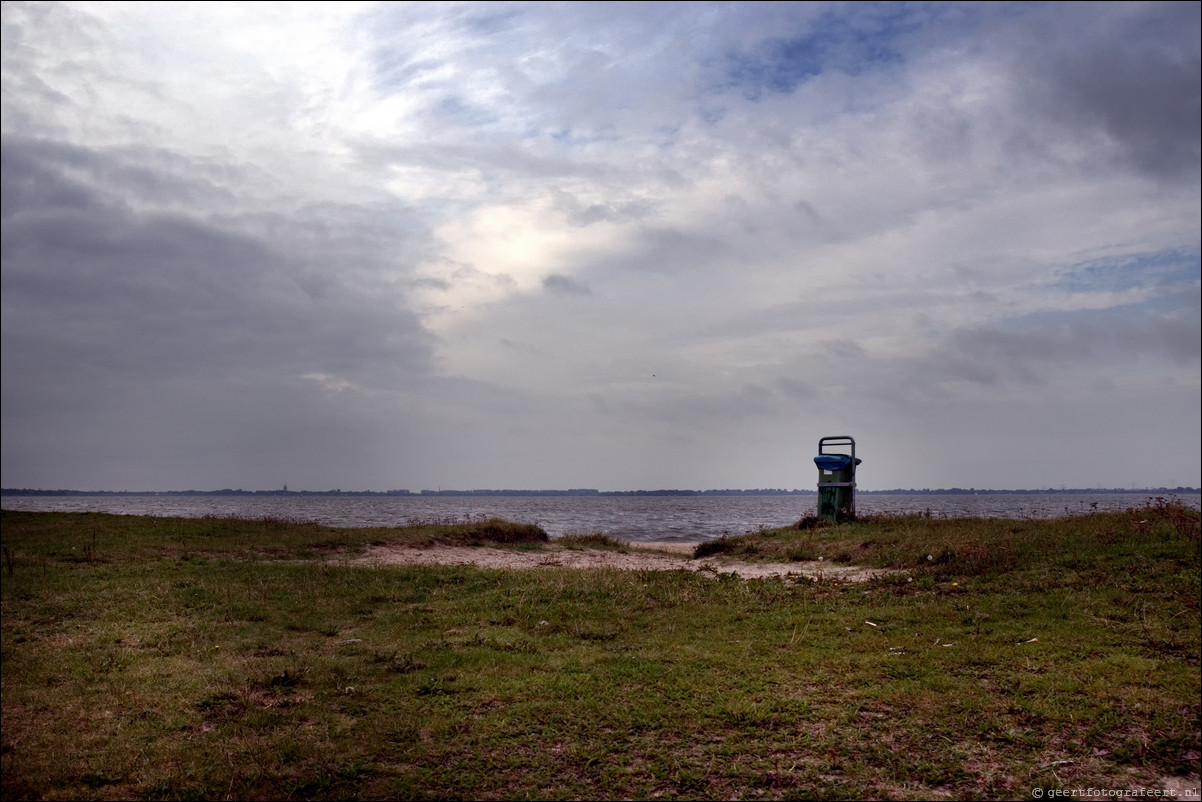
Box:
815 436 860 521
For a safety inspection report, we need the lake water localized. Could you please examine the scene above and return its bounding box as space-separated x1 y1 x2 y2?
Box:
3 492 1196 543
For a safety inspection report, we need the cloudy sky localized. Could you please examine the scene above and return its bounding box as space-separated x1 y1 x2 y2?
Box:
2 1 1199 492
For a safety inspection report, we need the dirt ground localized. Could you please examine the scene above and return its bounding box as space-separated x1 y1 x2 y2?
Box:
351 541 891 583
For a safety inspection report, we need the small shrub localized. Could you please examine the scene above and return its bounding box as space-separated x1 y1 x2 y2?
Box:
461 518 548 544
695 537 734 558
556 533 629 551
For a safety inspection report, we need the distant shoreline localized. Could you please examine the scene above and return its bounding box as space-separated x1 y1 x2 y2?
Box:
3 487 1198 498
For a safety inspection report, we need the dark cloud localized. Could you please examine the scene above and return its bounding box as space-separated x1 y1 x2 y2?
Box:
775 376 817 401
1007 2 1201 180
1 131 439 490
541 273 592 297
821 339 868 360
548 189 658 228
930 307 1201 387
1 135 435 387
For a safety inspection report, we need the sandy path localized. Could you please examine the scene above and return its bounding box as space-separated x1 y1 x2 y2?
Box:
351 541 890 582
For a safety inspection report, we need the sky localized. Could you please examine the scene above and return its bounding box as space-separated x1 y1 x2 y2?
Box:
2 1 1199 493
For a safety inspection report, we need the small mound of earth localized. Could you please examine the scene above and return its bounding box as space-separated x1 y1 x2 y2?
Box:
350 541 890 583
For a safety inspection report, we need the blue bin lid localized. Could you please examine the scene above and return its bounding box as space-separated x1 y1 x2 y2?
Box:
814 455 854 471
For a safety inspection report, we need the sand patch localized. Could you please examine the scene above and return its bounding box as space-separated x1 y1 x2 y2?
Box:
351 541 890 582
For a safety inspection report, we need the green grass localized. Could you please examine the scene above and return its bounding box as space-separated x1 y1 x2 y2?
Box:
555 533 631 552
2 504 1199 800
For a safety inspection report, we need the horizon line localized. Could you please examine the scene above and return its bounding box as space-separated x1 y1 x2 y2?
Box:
3 486 1199 496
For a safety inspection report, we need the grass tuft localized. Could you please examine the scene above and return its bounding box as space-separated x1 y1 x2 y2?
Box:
556 533 630 551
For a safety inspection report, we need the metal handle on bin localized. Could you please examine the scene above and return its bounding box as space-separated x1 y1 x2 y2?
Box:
817 435 855 463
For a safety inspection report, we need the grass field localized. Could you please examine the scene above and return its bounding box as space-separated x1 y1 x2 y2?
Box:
2 502 1199 800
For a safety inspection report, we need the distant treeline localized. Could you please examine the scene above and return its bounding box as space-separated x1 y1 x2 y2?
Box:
3 487 1198 497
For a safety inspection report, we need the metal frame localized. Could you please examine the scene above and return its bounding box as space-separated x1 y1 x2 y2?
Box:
818 435 856 464
816 435 857 518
